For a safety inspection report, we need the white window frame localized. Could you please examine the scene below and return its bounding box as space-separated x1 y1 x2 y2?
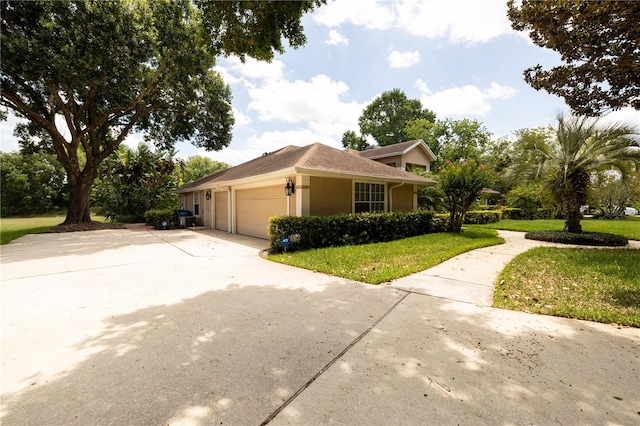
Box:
193 191 200 216
353 181 386 213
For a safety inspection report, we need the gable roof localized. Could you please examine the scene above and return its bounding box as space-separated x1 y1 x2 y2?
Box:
176 142 435 192
357 140 437 162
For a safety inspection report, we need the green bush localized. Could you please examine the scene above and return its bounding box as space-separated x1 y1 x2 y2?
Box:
270 211 440 252
144 209 176 230
463 210 501 224
525 231 628 247
502 207 554 220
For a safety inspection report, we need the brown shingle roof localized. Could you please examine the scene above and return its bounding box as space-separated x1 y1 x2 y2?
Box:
176 142 435 192
358 140 436 161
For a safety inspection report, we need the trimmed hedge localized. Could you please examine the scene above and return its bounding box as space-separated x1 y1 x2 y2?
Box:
144 209 176 230
269 211 448 252
525 231 628 247
268 209 501 252
502 207 554 220
463 210 502 225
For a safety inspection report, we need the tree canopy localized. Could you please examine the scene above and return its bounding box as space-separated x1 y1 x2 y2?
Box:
340 130 369 151
92 144 179 222
197 0 324 62
358 89 436 147
0 151 67 216
180 155 229 184
0 0 323 225
507 0 640 115
413 118 491 171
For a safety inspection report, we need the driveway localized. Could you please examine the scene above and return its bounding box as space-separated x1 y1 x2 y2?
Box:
1 228 639 425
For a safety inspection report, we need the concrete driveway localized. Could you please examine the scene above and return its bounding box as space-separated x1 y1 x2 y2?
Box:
1 228 639 425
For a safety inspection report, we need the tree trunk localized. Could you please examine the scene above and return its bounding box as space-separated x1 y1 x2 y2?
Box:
63 174 94 225
563 195 583 233
449 209 464 233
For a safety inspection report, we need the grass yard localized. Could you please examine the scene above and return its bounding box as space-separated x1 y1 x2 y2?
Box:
494 247 640 327
0 215 109 245
268 228 503 284
474 217 640 240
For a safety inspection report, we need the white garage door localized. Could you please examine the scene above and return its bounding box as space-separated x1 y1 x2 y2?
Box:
236 186 287 239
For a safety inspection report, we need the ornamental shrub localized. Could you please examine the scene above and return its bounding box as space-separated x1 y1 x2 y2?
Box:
269 211 437 252
438 160 495 233
525 231 627 247
144 209 176 230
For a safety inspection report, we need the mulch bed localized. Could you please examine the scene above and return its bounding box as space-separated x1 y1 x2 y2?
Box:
50 221 126 233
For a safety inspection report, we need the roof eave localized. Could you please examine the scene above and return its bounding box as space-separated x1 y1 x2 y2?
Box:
174 166 298 193
294 166 436 185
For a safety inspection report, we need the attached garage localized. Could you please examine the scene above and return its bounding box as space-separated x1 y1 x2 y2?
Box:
236 185 287 239
214 191 229 232
174 143 436 240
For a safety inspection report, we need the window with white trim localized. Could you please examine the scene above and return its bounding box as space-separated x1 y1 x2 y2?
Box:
354 182 385 213
193 191 200 216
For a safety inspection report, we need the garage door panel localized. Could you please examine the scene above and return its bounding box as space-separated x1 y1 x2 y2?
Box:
236 186 286 239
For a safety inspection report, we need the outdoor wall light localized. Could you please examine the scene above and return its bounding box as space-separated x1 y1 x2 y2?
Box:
205 190 211 200
284 177 295 196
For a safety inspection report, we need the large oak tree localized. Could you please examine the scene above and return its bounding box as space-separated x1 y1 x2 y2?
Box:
507 0 640 116
358 89 436 147
1 0 323 225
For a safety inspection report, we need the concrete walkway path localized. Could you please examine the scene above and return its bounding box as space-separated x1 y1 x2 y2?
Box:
388 229 636 306
1 228 639 425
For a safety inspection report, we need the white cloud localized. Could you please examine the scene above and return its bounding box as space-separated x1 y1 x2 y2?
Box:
326 29 349 46
600 108 640 129
416 79 516 117
388 50 420 69
222 56 285 82
397 0 513 44
0 114 26 153
246 74 364 138
313 0 395 30
313 0 515 44
232 107 252 127
199 130 342 166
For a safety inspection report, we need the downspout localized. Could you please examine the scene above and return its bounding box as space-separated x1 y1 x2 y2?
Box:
388 181 404 212
227 187 232 234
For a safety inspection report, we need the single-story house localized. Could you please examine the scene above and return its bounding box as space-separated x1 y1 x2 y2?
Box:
175 141 436 239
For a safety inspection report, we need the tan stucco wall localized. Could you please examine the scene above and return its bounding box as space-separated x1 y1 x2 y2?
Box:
380 155 402 168
236 185 287 239
214 191 228 231
403 148 430 169
390 184 414 212
309 177 352 216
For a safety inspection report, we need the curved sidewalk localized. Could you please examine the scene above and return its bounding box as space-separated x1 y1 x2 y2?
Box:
388 230 640 306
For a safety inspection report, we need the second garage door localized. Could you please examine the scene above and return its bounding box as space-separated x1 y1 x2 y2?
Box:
236 186 287 239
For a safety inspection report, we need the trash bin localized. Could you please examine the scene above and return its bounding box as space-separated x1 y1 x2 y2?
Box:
175 210 193 228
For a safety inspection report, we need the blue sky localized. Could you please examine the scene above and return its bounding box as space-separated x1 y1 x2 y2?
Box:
1 0 638 165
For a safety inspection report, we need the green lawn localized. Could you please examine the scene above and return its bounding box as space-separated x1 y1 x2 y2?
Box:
495 247 640 327
0 215 108 245
473 217 640 240
268 228 503 284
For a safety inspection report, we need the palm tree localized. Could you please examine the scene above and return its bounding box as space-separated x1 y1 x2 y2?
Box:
509 113 640 233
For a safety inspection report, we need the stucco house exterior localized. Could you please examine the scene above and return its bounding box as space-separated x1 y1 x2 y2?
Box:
175 141 436 239
356 139 436 172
